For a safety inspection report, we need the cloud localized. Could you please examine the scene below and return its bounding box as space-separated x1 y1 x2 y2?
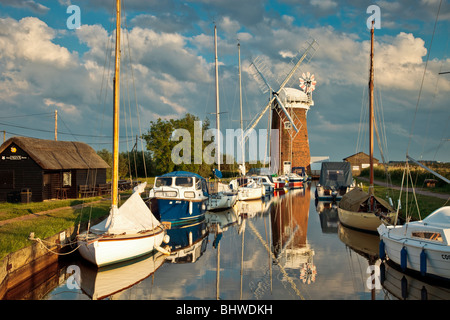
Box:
0 0 49 14
0 17 75 67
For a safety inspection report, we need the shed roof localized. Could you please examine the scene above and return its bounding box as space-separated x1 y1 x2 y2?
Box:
0 137 109 170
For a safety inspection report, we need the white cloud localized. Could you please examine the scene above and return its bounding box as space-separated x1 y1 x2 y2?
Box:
43 98 80 116
310 0 337 10
0 17 75 68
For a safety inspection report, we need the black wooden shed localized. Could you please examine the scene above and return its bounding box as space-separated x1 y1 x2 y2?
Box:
0 137 110 202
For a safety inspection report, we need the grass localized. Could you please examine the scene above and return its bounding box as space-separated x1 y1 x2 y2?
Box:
0 200 111 260
355 177 449 222
0 197 103 222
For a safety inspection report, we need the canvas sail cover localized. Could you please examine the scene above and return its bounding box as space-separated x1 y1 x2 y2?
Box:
91 182 161 235
339 187 393 213
319 162 353 188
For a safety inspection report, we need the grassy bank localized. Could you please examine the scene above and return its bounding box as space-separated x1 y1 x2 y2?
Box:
0 200 111 261
356 177 448 222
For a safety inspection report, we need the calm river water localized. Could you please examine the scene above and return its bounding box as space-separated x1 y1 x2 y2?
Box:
10 182 450 300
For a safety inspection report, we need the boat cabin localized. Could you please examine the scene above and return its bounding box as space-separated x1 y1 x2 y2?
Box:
151 171 209 200
0 137 110 202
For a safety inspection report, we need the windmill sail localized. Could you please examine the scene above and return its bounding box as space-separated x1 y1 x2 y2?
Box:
244 38 319 140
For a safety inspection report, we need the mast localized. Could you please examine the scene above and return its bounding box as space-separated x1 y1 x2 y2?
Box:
214 25 221 171
112 0 121 208
238 42 246 176
369 20 375 192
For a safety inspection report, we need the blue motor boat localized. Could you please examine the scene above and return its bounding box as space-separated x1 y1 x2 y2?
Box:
148 171 209 226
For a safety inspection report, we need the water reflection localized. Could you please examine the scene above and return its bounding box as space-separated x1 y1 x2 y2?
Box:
7 182 450 300
78 251 166 300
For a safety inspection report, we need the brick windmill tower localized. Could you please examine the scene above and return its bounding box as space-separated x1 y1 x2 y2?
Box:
245 38 318 175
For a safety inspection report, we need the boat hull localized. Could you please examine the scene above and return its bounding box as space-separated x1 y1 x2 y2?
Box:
274 181 286 189
337 207 395 233
237 187 263 201
78 229 165 267
207 192 237 211
379 224 450 280
288 180 303 189
157 198 207 225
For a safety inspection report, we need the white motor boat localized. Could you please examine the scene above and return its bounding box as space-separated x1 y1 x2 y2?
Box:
229 177 264 201
378 206 450 280
207 190 238 211
253 175 275 194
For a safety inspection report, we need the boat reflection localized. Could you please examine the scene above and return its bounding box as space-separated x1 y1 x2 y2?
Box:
315 200 339 233
165 218 209 264
380 260 450 300
77 251 167 300
338 222 450 300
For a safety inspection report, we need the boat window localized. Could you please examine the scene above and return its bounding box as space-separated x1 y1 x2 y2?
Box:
326 170 343 181
201 179 209 196
412 231 443 242
237 178 248 186
155 177 172 187
175 177 193 187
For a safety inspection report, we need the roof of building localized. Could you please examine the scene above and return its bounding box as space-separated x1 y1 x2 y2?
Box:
0 136 110 170
343 151 379 162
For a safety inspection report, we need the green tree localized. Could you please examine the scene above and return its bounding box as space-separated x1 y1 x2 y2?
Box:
142 113 213 176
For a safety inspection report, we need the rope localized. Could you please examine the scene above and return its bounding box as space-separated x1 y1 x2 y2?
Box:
30 236 81 256
406 0 442 156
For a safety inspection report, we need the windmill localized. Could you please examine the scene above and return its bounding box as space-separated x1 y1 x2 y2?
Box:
244 38 319 174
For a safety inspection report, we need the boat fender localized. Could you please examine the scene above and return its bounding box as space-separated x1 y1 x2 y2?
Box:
379 240 386 260
420 249 427 276
400 246 407 271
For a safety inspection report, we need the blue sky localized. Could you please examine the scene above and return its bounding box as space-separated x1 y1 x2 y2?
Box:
0 0 449 164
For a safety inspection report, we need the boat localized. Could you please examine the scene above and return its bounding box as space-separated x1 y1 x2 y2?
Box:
287 173 303 189
229 177 265 201
337 22 396 233
77 0 169 267
273 175 288 189
292 166 310 182
207 189 238 211
253 175 275 194
226 42 265 202
204 27 238 212
378 206 450 281
148 171 209 225
315 162 355 201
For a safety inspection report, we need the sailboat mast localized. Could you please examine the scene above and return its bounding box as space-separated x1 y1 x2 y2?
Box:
214 25 221 171
112 0 121 208
369 20 375 190
238 42 246 175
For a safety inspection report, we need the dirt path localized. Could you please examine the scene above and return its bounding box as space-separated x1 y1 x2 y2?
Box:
0 200 105 227
358 177 449 201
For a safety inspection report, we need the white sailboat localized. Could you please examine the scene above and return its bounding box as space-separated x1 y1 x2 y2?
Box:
337 21 396 233
77 0 169 267
207 26 238 211
229 41 264 202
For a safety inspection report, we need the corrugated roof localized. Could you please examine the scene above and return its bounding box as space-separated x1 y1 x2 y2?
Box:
0 137 110 170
